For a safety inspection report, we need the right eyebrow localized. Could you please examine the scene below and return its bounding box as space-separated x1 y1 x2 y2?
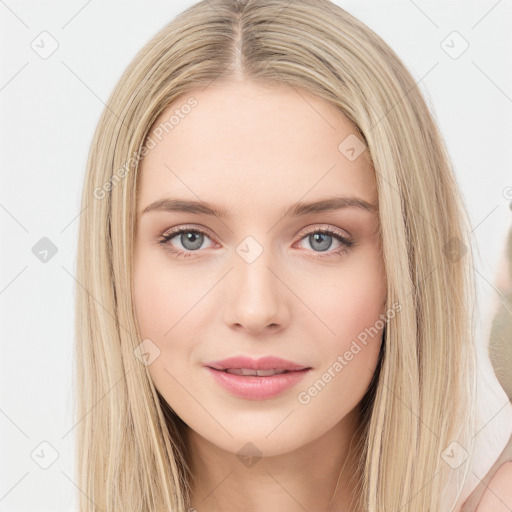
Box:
140 198 231 219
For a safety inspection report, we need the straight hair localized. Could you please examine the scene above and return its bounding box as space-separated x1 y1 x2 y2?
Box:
75 1 478 510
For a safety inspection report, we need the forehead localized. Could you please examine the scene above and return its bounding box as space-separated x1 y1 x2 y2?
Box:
137 81 376 213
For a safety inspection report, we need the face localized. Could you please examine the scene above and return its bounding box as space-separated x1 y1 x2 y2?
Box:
133 80 387 457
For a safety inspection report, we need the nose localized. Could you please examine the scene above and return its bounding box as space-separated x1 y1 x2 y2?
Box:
222 254 290 335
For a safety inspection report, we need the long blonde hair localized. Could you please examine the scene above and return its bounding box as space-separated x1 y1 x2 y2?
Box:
75 1 478 510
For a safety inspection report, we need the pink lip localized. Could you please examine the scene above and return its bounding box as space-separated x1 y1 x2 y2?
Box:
202 356 312 400
204 355 309 371
204 367 311 400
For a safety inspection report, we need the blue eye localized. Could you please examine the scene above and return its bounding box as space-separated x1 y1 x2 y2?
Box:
158 225 354 259
296 227 354 258
158 226 215 258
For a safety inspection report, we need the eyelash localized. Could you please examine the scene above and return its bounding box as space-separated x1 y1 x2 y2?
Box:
157 225 354 259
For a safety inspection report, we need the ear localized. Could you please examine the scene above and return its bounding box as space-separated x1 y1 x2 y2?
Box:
476 461 512 511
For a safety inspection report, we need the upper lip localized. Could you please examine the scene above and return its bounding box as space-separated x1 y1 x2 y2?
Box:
204 356 310 371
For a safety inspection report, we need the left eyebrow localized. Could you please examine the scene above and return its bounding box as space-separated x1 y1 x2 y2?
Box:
139 196 378 219
285 197 378 216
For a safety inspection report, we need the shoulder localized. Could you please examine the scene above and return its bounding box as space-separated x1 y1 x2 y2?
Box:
475 461 512 511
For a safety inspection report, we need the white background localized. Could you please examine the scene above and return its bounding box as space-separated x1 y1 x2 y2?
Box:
0 1 511 510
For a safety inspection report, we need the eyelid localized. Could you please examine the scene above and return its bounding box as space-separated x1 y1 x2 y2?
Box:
298 223 352 240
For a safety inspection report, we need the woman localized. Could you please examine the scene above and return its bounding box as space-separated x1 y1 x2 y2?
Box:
74 1 512 510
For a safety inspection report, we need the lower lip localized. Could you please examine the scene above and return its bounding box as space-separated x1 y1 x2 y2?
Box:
204 367 311 400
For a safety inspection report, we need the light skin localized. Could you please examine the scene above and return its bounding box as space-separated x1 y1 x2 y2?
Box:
133 80 387 512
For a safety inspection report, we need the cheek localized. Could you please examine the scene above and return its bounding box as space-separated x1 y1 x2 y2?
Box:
132 248 201 398
311 250 386 340
133 246 203 338
133 264 168 338
298 274 384 414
